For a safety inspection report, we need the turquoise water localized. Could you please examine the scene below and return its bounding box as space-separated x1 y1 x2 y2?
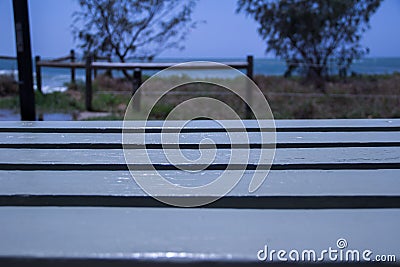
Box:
1 57 400 93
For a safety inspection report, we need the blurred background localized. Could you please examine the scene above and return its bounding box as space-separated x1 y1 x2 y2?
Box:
1 0 399 120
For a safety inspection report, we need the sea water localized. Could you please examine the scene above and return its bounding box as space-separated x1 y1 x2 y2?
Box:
1 57 400 94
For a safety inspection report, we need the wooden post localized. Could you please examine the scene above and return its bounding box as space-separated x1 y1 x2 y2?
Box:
132 68 142 111
35 56 42 94
93 53 97 78
105 53 112 77
12 0 36 120
85 54 93 111
70 49 76 85
247 55 254 81
245 55 254 119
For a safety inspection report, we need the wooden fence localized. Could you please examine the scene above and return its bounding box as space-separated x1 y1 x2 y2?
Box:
34 52 254 112
0 56 17 60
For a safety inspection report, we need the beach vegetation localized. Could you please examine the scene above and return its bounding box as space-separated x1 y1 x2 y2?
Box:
0 74 18 97
1 73 399 119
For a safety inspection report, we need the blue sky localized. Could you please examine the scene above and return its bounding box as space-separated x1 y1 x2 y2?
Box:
1 0 399 58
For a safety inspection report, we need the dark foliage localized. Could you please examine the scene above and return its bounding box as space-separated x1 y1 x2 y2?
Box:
72 0 198 80
237 0 382 79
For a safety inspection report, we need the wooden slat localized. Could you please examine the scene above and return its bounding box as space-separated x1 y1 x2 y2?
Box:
0 119 399 133
0 132 399 149
0 147 398 167
2 170 400 196
0 207 398 266
0 170 400 208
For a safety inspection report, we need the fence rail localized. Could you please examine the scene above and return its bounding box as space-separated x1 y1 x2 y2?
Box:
49 55 73 63
91 61 249 70
0 55 17 60
36 61 85 68
34 50 77 94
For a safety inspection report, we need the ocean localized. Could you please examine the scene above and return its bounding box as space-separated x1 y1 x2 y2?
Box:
1 57 400 94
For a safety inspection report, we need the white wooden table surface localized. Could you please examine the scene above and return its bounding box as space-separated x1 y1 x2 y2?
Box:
0 119 399 266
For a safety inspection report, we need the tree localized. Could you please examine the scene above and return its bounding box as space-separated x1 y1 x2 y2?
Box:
237 0 382 79
72 0 198 80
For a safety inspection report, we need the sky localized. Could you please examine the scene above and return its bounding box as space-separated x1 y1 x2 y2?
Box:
1 0 400 59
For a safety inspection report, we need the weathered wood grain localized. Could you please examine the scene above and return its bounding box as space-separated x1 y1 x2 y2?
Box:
0 170 400 208
1 131 400 149
0 147 398 167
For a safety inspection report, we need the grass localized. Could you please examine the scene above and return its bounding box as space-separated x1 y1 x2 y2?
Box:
82 114 124 120
0 90 84 113
0 95 19 110
255 73 400 118
1 73 399 120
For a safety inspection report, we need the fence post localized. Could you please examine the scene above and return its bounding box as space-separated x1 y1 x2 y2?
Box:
105 53 112 77
93 52 97 78
85 54 93 111
70 49 75 85
245 55 254 119
12 0 36 120
132 68 142 111
35 55 42 94
247 55 254 81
